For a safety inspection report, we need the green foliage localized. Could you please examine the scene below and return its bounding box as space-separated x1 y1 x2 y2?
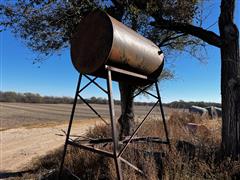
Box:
0 0 210 86
0 0 97 57
0 0 205 61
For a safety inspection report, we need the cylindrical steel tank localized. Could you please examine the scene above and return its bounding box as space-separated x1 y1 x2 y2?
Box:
71 10 164 82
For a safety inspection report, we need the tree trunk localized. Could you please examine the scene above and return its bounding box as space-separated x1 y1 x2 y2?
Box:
118 82 136 139
112 9 138 139
219 0 240 157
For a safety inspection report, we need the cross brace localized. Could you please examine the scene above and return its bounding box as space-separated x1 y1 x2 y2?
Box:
58 66 170 180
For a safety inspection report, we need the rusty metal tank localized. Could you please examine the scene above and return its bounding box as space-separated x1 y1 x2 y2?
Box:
71 10 164 83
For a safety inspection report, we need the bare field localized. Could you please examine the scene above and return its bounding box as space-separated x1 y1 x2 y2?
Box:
0 102 176 130
0 102 180 173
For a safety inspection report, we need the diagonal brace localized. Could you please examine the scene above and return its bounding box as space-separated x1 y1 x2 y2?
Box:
79 77 98 93
118 100 159 157
84 75 108 94
78 95 109 125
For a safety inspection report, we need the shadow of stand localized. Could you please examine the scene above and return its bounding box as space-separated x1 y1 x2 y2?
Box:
0 170 33 179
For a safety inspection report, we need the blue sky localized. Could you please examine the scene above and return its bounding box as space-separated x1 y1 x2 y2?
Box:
1 1 239 103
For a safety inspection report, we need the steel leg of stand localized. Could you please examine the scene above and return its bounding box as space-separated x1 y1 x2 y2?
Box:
155 82 171 149
58 74 82 179
107 69 123 180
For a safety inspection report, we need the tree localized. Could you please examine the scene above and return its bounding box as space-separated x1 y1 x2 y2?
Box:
108 0 200 138
130 0 239 157
0 1 211 141
0 0 199 136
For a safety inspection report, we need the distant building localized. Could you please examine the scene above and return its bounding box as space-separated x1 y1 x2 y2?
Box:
189 105 222 119
189 106 208 116
215 107 222 117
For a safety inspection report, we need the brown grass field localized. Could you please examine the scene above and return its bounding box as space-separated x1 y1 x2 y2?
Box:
5 111 238 180
20 113 240 180
1 103 239 179
0 102 178 174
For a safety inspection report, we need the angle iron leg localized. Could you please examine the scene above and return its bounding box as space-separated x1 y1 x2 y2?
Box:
58 74 83 179
107 69 123 180
155 82 171 149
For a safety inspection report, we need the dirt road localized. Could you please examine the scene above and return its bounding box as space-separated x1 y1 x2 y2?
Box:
1 119 102 172
0 103 173 173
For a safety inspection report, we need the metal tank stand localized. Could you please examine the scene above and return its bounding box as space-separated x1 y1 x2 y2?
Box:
58 65 170 180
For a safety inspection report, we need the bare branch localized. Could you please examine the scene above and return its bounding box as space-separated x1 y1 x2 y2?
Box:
158 33 186 47
151 19 223 48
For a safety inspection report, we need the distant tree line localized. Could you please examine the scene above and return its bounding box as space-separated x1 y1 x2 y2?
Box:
164 100 221 109
0 91 74 104
0 91 156 106
0 91 221 108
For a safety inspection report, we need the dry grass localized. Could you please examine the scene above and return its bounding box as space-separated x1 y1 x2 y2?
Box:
8 112 240 179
